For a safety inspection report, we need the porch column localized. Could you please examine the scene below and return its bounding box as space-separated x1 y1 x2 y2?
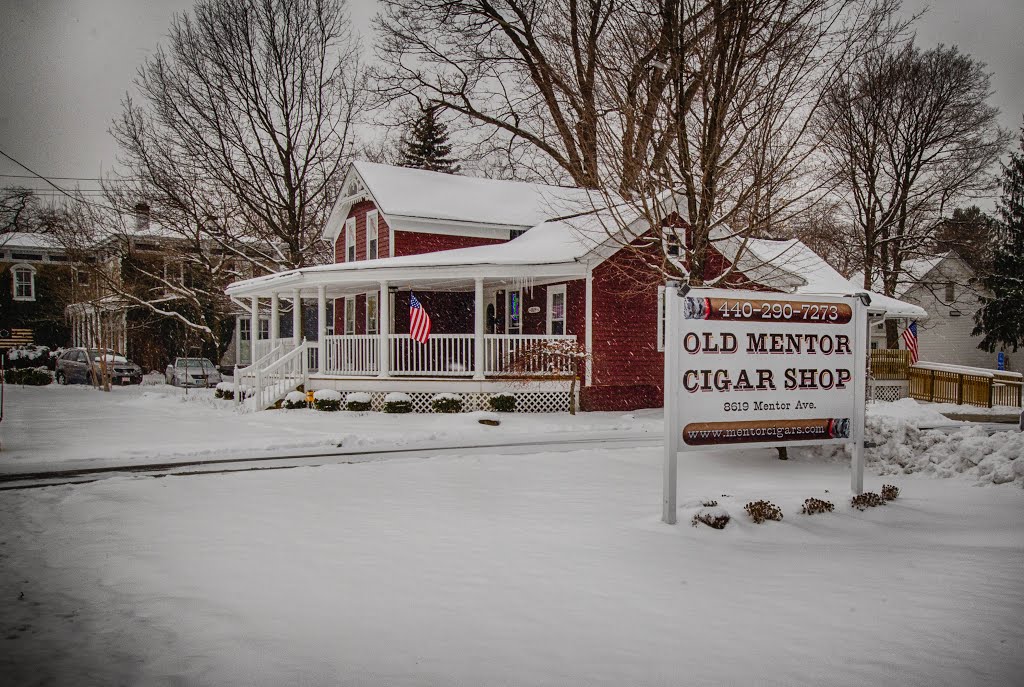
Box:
378 281 389 378
250 296 259 361
474 277 485 380
317 285 327 374
292 289 302 347
270 292 280 344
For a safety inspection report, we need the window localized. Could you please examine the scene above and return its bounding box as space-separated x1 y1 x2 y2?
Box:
366 210 379 260
12 264 36 301
344 296 356 334
547 285 567 335
345 217 356 262
77 270 90 286
657 286 666 351
11 252 43 261
164 259 184 286
366 292 379 335
945 282 955 302
507 290 522 334
509 229 527 240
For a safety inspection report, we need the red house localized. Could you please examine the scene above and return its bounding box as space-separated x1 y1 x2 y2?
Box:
226 162 923 412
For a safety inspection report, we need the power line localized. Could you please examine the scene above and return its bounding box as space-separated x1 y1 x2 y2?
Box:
0 173 133 182
0 148 125 214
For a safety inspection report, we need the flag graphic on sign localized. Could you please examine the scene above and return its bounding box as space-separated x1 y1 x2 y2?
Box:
409 293 432 344
902 320 919 364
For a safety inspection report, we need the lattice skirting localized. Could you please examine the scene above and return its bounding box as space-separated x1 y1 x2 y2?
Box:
869 381 909 403
335 390 572 413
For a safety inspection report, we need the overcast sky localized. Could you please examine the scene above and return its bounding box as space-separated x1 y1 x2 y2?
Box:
1 0 1021 198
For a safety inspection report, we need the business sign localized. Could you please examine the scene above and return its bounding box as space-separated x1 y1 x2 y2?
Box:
661 287 868 523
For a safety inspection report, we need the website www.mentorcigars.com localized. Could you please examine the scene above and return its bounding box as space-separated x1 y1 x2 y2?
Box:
682 418 850 446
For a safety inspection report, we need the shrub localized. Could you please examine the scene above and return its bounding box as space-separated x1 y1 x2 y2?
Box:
701 499 719 508
692 506 730 529
383 391 413 414
488 393 517 413
3 367 52 386
431 393 463 413
345 392 372 412
744 500 783 524
214 382 235 400
851 492 885 511
312 389 342 412
283 391 308 409
880 484 900 501
799 498 835 515
5 345 52 370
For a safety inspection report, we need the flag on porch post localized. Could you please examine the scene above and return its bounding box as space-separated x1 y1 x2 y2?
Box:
409 293 432 344
901 321 919 364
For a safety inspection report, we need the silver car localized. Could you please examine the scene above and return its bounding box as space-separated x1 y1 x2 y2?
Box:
165 357 222 388
55 348 144 385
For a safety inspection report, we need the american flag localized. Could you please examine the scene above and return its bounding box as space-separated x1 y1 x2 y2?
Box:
409 293 432 344
902 321 919 364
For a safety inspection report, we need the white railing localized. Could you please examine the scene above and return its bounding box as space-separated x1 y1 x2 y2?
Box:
247 342 309 411
390 334 474 377
324 334 379 375
235 343 283 399
485 334 577 376
314 333 578 377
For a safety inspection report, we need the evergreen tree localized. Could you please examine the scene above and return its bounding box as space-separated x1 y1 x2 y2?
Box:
399 106 461 174
973 124 1024 353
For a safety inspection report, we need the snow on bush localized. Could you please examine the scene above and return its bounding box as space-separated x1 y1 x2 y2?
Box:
431 393 463 414
691 506 730 529
799 498 834 515
283 391 308 409
802 413 1024 487
345 392 373 411
312 389 342 411
744 500 783 524
214 381 237 399
7 345 48 361
383 391 413 414
3 366 52 385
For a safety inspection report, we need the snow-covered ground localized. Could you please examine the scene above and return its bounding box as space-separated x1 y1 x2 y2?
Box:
1 443 1022 686
1 384 1022 684
0 383 659 474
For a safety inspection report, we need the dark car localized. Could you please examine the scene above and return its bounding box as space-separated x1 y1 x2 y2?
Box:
55 347 144 385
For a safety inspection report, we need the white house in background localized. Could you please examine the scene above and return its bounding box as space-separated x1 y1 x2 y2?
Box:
852 251 1008 370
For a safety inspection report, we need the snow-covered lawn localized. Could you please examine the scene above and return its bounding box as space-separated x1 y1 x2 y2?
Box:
1 444 1022 686
0 383 659 474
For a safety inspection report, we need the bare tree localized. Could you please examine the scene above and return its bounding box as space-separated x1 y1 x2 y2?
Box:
816 42 1010 345
111 0 365 274
1 187 39 235
506 338 591 414
374 0 695 191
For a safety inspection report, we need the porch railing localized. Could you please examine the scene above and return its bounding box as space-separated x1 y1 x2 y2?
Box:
324 334 378 375
314 333 577 377
485 334 577 376
390 334 475 377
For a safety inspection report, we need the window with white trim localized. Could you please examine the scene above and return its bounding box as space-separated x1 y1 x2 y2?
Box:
12 264 36 301
366 292 379 335
547 285 567 335
345 217 356 262
366 210 379 260
344 296 356 334
657 285 666 351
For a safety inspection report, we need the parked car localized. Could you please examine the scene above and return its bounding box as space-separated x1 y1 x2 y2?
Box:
55 348 144 385
165 357 223 388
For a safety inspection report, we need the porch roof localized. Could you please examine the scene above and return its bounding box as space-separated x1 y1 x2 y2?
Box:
227 216 612 297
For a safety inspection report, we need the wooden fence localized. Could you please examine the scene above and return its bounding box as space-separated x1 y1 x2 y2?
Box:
908 366 1023 408
870 349 911 380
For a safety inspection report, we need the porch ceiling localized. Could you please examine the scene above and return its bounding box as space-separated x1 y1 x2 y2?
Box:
226 262 587 298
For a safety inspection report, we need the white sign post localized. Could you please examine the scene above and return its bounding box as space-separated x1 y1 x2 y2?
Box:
662 286 867 524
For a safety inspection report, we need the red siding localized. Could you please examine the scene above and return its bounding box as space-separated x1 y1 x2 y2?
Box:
394 231 504 257
335 200 390 263
583 241 664 411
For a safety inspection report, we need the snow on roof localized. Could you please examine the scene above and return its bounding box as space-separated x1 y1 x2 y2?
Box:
723 237 927 319
850 252 954 298
0 232 63 251
322 161 612 241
